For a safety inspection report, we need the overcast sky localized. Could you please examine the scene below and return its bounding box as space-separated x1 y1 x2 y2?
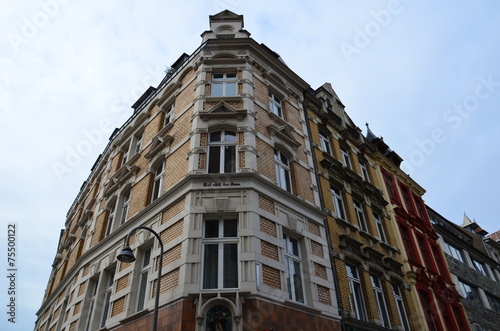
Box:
1 0 499 329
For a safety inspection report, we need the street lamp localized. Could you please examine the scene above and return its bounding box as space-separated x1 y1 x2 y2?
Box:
117 226 164 331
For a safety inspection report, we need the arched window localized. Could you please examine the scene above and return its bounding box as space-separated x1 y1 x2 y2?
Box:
274 149 292 192
205 305 232 331
208 130 236 173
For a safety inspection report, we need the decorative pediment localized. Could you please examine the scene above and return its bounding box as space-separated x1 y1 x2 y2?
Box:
267 124 300 149
104 165 139 196
199 101 247 120
145 135 173 159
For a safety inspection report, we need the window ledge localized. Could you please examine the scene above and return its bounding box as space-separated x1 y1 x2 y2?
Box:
205 96 242 102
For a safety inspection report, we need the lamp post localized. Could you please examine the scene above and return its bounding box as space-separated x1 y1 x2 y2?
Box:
117 226 164 331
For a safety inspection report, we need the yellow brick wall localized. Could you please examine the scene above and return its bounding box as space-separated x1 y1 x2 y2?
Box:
78 281 86 296
260 216 277 237
256 137 275 180
262 264 281 289
292 162 314 202
317 285 332 305
261 240 279 260
314 262 327 280
161 198 185 224
164 141 190 189
128 174 152 217
258 195 275 215
152 268 180 296
111 295 126 317
69 321 77 331
116 274 129 292
310 240 324 258
308 221 320 237
159 219 184 247
158 244 182 269
73 301 81 315
90 211 108 247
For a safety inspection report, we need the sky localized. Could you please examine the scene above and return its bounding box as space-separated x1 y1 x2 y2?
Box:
1 0 499 329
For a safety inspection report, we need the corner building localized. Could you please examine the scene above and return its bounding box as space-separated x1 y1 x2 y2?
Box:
35 11 341 331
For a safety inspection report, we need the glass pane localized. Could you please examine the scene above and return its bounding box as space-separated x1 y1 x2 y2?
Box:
292 260 304 303
203 244 218 289
209 131 221 142
286 259 293 300
137 272 148 311
223 243 238 288
223 219 237 237
226 73 236 78
224 146 235 173
283 168 291 192
224 131 236 142
213 73 224 80
289 237 299 256
208 146 221 173
142 248 151 268
346 265 357 279
205 220 219 238
212 82 223 96
226 82 236 96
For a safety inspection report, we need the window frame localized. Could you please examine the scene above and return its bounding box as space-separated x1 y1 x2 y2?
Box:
105 203 116 237
458 279 481 304
274 149 292 193
211 72 237 97
445 241 464 263
134 132 143 154
283 233 305 303
202 218 239 290
207 130 237 174
371 275 391 328
136 246 152 312
359 159 370 182
151 162 165 202
353 200 368 232
472 258 487 276
163 102 175 127
119 190 131 225
84 279 98 331
346 264 368 321
331 186 347 221
269 92 283 118
374 212 387 243
392 284 410 331
100 269 115 328
319 132 332 155
340 146 352 170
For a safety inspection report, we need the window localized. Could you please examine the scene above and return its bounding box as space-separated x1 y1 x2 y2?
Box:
134 132 143 154
163 102 174 127
487 293 500 312
399 224 417 262
119 190 130 225
320 132 332 155
136 247 152 312
354 200 368 232
382 171 397 201
100 269 115 328
151 162 164 202
346 264 368 321
374 213 387 243
203 219 238 289
444 241 464 262
371 275 391 328
458 280 481 304
472 259 487 276
392 284 410 331
284 234 304 303
105 203 116 237
208 130 236 174
84 280 98 331
269 92 283 118
274 150 292 192
331 187 346 221
359 160 370 182
340 146 352 169
205 305 232 331
121 145 129 166
413 194 426 219
212 73 237 97
417 235 433 269
400 185 415 214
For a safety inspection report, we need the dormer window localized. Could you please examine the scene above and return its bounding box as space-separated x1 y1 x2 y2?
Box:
212 73 237 97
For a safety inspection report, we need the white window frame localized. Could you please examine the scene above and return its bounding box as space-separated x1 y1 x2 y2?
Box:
392 284 410 331
136 246 152 312
445 241 464 262
371 275 391 328
207 130 237 174
212 72 237 97
151 162 164 202
374 212 387 243
163 102 175 127
354 200 368 232
458 280 481 304
119 190 130 225
283 233 305 303
134 132 143 154
269 92 283 118
121 145 130 166
202 218 239 290
472 259 487 276
346 264 368 321
274 150 292 192
84 280 98 331
359 160 370 182
105 203 116 237
320 132 332 155
100 269 115 328
340 146 352 170
331 187 347 221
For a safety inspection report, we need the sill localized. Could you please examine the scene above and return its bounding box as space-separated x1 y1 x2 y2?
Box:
266 109 288 126
205 95 242 102
335 217 359 232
